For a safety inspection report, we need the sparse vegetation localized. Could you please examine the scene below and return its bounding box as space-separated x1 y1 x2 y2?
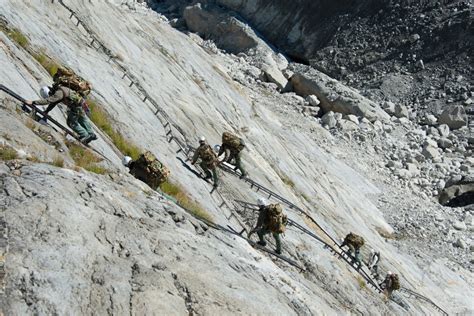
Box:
51 156 65 168
280 174 295 188
87 100 141 160
66 142 107 174
0 145 18 160
160 181 214 223
7 28 29 48
32 52 59 76
356 276 366 289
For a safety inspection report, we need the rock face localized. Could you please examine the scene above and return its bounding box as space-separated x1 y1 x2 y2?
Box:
0 0 472 314
289 66 390 122
439 176 474 207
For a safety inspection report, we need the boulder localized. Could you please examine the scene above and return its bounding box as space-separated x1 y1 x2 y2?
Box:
261 64 291 91
183 3 258 54
382 101 396 115
421 144 439 160
321 111 337 128
306 95 321 107
437 138 453 149
394 103 409 118
289 71 390 122
437 124 450 137
439 176 474 207
345 114 359 125
425 114 437 125
438 105 468 129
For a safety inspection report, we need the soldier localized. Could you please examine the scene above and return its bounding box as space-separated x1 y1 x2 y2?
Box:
26 85 97 144
122 151 169 189
340 232 365 266
248 198 287 255
368 249 381 279
380 271 400 298
218 131 247 178
192 136 219 188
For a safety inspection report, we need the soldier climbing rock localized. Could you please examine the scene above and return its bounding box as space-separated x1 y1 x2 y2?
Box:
123 151 170 189
340 232 365 267
218 131 247 178
380 271 400 298
25 67 95 144
368 249 381 279
192 136 219 188
248 198 287 255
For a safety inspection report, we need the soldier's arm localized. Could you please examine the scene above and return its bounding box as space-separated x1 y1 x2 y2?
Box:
33 89 64 113
191 147 200 164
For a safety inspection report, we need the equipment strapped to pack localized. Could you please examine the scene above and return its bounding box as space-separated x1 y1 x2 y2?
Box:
265 204 287 234
132 151 170 188
222 131 243 151
53 66 91 96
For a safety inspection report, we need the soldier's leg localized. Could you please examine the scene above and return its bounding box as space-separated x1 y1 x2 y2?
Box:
257 228 267 246
77 110 95 136
211 166 218 187
67 110 89 139
235 152 247 176
199 162 212 179
354 248 361 265
273 232 282 254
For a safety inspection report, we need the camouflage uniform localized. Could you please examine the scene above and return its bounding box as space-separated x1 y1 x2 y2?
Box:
252 206 282 254
218 142 246 177
128 160 156 189
340 237 362 266
192 143 219 187
381 275 395 297
33 86 95 141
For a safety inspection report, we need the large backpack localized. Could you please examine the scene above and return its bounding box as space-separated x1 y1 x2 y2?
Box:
345 232 365 248
199 144 218 165
265 204 287 234
391 274 400 290
222 131 242 150
53 66 92 96
134 151 170 188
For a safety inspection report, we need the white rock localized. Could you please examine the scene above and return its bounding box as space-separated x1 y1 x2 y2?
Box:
16 149 27 159
425 114 437 125
453 221 467 231
345 114 359 125
421 145 440 159
438 124 450 137
321 111 337 128
453 238 467 249
306 95 321 107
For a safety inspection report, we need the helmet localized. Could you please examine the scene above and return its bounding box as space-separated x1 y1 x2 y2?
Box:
240 139 246 147
257 197 267 206
122 156 132 166
199 136 206 143
370 249 375 254
39 86 50 99
387 271 393 275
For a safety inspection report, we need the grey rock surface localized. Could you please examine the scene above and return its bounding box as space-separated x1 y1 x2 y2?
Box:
438 105 468 130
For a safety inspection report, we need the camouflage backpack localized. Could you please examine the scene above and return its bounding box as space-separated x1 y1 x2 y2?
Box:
53 66 92 96
345 232 365 248
266 204 287 234
135 151 170 187
200 144 218 165
391 274 400 290
222 131 242 150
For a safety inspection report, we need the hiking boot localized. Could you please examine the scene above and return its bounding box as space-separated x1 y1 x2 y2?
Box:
275 249 282 255
89 133 98 141
257 241 267 247
82 134 95 145
239 173 247 179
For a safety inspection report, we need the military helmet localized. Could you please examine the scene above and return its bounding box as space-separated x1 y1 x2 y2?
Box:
387 271 393 275
199 136 206 143
122 156 132 167
257 197 267 206
40 86 50 99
